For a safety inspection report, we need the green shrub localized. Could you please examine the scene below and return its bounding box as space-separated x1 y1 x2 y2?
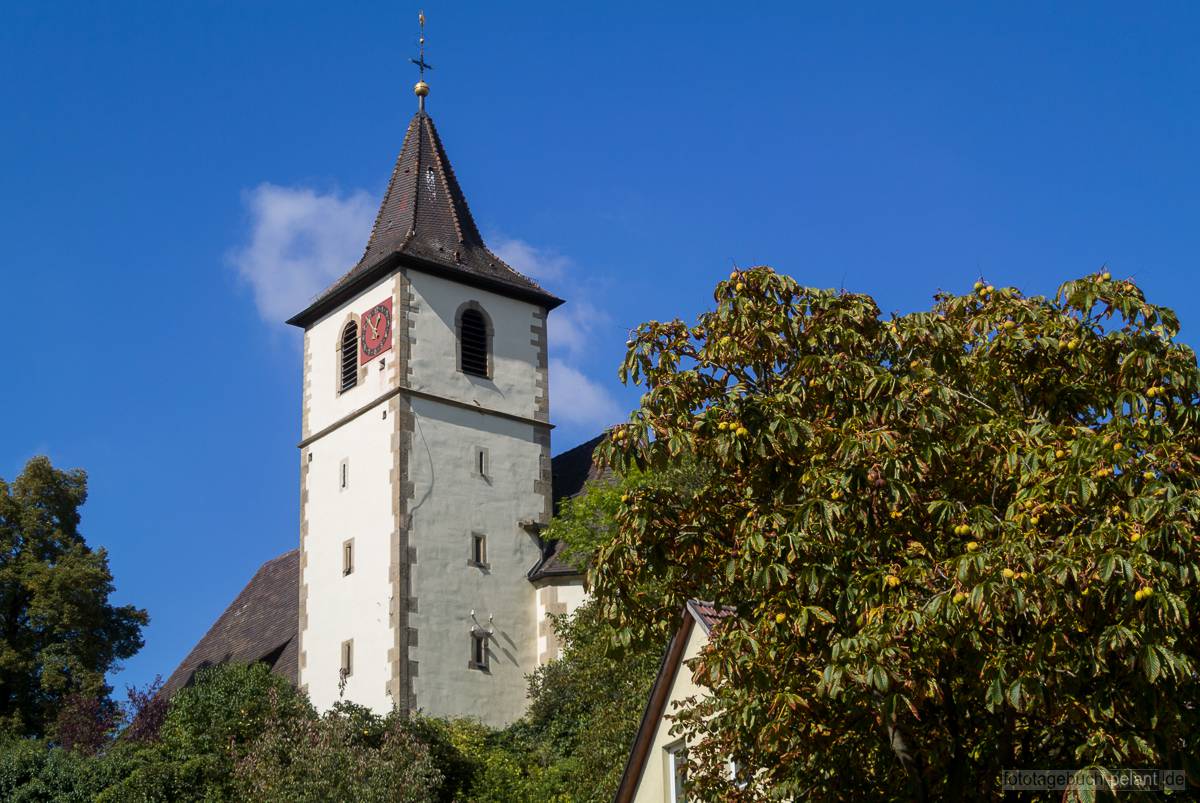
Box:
232 699 442 802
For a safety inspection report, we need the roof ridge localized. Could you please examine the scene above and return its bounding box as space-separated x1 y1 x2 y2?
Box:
422 114 468 248
358 115 421 268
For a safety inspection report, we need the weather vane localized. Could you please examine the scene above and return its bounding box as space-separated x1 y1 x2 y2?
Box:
411 10 432 110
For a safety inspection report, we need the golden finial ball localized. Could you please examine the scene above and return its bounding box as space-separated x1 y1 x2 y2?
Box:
414 80 430 97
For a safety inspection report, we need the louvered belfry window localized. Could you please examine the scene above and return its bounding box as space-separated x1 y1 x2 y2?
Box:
459 308 489 377
340 321 359 392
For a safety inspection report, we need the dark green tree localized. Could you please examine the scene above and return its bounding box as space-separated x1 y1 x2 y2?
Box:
0 457 147 737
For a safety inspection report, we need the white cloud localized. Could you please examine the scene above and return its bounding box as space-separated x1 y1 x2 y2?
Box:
230 184 376 323
491 237 572 282
549 299 610 361
549 358 622 429
491 235 624 432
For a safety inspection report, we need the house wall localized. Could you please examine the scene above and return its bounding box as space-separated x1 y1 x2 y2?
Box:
407 271 541 416
405 399 544 725
632 622 708 803
535 580 588 665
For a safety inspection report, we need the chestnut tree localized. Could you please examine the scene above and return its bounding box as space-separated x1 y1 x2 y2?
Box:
594 268 1200 800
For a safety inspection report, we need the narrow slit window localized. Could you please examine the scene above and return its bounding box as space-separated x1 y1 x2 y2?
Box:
471 533 487 566
342 539 354 576
469 631 488 670
340 459 349 490
340 639 353 678
339 320 359 392
459 307 490 377
474 447 488 478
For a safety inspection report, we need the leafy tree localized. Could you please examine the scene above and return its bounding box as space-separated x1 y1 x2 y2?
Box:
0 457 147 737
157 661 312 758
0 736 144 803
522 602 661 802
595 267 1200 800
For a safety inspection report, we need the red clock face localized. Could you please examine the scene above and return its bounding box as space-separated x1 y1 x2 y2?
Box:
359 298 393 364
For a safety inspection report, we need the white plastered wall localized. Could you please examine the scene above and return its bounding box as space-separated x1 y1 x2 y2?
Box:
300 273 400 713
302 410 396 711
406 399 544 725
535 581 588 664
404 271 547 727
305 274 398 433
407 271 539 416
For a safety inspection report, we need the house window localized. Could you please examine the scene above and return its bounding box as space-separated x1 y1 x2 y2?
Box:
457 304 491 378
339 458 349 490
474 446 489 478
469 631 488 671
339 320 359 393
340 639 353 678
342 539 354 576
665 742 687 803
728 758 746 790
470 532 487 567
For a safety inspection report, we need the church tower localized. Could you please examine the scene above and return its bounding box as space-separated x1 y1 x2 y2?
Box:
286 52 563 725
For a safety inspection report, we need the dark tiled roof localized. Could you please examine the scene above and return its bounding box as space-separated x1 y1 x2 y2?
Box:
686 600 735 635
162 550 299 696
550 433 610 515
288 111 562 327
529 435 612 582
527 538 582 582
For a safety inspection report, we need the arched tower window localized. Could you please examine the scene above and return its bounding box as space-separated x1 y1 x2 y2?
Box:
457 303 492 378
339 320 359 393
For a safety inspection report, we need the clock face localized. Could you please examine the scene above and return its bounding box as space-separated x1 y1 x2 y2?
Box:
359 298 393 364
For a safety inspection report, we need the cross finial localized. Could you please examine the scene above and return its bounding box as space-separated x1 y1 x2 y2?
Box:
411 10 432 111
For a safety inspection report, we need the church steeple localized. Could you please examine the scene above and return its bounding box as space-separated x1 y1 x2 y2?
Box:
287 17 560 328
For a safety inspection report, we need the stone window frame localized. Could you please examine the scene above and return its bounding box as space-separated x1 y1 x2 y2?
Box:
340 639 354 679
468 629 489 672
455 301 494 380
342 538 354 576
472 445 489 479
468 531 488 570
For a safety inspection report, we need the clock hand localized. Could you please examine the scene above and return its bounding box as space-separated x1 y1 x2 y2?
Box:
365 315 380 338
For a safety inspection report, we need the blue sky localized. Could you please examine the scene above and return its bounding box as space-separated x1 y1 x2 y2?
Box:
1 1 1197 693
